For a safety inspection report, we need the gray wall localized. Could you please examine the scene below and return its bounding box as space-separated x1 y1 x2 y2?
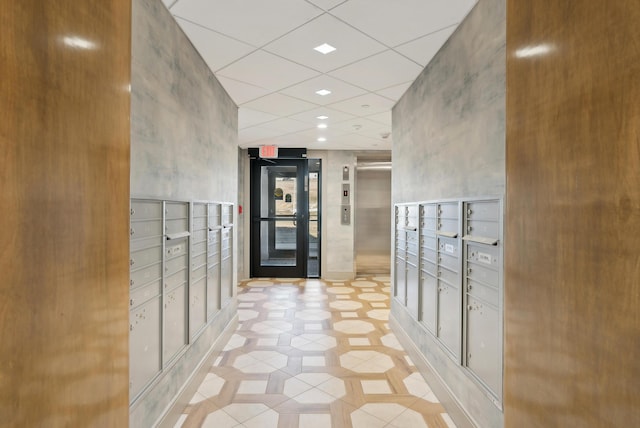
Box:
131 0 237 202
391 0 505 426
129 0 238 425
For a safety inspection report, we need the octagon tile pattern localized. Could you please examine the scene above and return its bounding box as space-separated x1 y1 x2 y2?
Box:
174 277 456 428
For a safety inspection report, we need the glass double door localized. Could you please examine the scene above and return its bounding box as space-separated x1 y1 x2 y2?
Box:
250 158 320 278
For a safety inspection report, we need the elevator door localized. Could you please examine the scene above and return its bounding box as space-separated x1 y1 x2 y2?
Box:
250 159 307 277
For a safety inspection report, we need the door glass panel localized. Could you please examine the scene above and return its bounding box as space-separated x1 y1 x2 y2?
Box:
259 220 297 266
307 160 320 277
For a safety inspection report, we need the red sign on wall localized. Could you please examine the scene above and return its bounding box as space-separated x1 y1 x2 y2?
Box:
259 145 278 159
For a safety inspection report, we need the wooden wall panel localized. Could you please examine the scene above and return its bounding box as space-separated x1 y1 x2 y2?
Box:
505 1 640 426
0 1 131 426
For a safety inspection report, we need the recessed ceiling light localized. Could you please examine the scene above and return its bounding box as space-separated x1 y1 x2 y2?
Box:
317 137 327 142
316 89 331 96
316 115 329 120
317 123 328 129
314 43 336 55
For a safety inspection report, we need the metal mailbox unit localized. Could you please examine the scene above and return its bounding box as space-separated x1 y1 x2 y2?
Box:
129 198 234 404
394 204 418 308
207 203 222 318
398 196 504 406
129 200 163 401
220 203 234 306
463 199 503 402
435 201 462 360
190 203 208 339
162 201 190 366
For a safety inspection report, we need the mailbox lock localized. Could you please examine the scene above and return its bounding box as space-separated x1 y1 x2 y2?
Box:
130 208 135 216
467 209 472 215
130 259 135 266
130 228 135 236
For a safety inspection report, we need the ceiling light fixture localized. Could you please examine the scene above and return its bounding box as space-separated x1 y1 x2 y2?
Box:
315 89 331 96
62 36 96 50
317 137 327 142
515 44 554 58
317 123 328 129
316 115 329 120
314 43 336 55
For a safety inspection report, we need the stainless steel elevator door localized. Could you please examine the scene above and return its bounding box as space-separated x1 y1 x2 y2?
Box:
355 160 391 275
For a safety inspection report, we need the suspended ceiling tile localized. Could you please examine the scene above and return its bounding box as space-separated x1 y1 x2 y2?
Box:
243 93 318 117
330 0 475 47
364 111 392 127
170 0 323 47
288 107 356 125
333 118 387 135
217 50 320 92
328 93 396 116
394 25 458 67
174 18 256 73
239 108 280 129
263 14 387 73
239 125 285 144
306 0 348 11
280 75 367 105
260 118 314 134
329 50 423 92
375 81 413 102
321 133 388 150
216 76 271 105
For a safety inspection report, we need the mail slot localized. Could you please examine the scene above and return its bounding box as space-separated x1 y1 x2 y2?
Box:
421 203 437 218
192 216 207 231
164 267 188 291
130 245 162 270
130 220 162 239
467 243 500 268
190 277 207 338
437 266 459 286
130 200 163 220
193 203 207 217
422 246 437 263
438 202 459 219
439 252 459 273
129 279 162 309
421 235 437 250
437 218 459 234
130 261 162 289
165 254 188 277
421 258 437 275
466 261 500 286
165 202 188 220
465 219 500 239
438 236 459 257
192 264 207 282
465 200 500 221
467 278 499 306
421 217 437 232
191 252 207 270
165 218 189 235
191 229 207 244
193 239 207 255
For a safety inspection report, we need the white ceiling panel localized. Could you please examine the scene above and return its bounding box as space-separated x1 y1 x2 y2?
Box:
328 93 396 117
263 14 387 73
375 81 413 101
170 0 323 47
175 18 256 72
394 25 458 66
166 0 474 150
216 76 271 105
306 0 348 11
259 118 314 134
243 93 317 117
280 75 367 105
330 0 476 47
329 50 423 92
217 50 320 91
239 125 288 144
239 108 280 129
288 107 356 125
364 111 392 127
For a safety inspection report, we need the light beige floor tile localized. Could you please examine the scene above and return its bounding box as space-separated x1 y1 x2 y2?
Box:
237 380 268 394
361 380 392 394
299 413 332 428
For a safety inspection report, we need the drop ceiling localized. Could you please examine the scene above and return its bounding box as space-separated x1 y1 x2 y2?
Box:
163 0 477 150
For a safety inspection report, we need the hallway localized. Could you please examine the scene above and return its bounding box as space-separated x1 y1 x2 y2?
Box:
174 277 456 428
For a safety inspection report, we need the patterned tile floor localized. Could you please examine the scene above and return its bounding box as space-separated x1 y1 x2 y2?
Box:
174 277 456 428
